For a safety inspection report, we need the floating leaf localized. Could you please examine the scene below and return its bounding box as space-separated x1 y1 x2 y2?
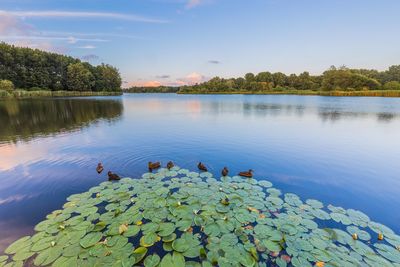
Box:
144 254 160 267
80 232 102 248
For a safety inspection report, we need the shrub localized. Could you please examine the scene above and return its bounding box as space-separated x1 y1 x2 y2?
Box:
383 81 400 91
0 80 15 91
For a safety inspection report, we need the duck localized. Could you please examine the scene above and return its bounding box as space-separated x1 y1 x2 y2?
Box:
221 167 229 177
107 171 121 181
96 163 104 174
239 169 253 178
378 233 384 241
148 161 161 172
198 162 208 172
167 161 174 170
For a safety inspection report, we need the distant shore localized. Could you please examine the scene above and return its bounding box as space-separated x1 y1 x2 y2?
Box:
176 90 400 97
0 90 123 99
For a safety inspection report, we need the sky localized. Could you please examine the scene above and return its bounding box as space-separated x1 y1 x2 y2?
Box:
1 0 400 87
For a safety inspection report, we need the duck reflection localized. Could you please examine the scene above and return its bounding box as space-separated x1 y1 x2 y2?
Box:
0 98 123 143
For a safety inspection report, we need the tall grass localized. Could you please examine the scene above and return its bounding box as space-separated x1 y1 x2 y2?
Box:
0 90 123 99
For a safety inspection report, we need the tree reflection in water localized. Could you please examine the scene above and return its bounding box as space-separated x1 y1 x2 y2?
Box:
0 98 123 143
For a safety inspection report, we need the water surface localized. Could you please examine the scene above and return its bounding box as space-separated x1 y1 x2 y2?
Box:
0 94 400 251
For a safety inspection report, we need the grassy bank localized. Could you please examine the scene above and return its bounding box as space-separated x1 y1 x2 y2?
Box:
0 90 122 99
178 90 400 97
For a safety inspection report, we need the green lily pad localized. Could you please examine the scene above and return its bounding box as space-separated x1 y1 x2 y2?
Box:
144 254 160 267
80 232 102 248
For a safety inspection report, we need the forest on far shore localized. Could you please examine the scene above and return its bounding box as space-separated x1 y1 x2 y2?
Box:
126 65 400 95
0 42 122 92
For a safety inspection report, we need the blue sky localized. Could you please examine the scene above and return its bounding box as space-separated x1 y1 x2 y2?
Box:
1 0 400 87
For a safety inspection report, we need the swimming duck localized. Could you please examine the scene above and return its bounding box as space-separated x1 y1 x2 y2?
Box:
221 167 229 177
107 171 120 181
167 161 174 170
239 169 253 178
96 163 104 174
198 162 208 172
148 161 161 172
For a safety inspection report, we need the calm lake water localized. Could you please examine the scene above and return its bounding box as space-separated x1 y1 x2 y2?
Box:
0 94 400 251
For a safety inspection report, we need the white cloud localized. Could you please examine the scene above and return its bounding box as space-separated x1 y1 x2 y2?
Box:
180 72 208 85
3 10 169 23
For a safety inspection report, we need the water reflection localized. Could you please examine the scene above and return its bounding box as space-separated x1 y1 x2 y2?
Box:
0 98 123 143
201 97 400 122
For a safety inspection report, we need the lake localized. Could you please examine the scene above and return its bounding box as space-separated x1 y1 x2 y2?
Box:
0 93 400 252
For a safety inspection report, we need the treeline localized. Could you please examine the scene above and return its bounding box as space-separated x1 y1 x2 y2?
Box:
178 65 400 93
0 42 122 92
124 86 179 93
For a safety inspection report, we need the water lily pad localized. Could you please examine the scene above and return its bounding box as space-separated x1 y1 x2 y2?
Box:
5 236 31 254
132 247 148 264
172 238 190 253
2 168 400 267
158 223 175 237
80 232 102 248
144 254 160 267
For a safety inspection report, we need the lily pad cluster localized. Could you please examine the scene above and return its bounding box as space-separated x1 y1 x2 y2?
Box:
1 167 400 267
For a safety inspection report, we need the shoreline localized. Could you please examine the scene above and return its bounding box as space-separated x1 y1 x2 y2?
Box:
0 90 123 99
177 90 400 97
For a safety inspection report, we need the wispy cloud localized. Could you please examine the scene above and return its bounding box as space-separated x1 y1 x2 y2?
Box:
208 60 221 64
0 35 108 42
77 45 96 49
156 75 171 79
186 0 203 9
0 11 33 35
41 31 146 40
3 10 169 23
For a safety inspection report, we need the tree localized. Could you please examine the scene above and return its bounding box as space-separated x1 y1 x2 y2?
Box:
383 65 400 83
94 64 122 91
383 81 400 90
245 73 255 82
272 72 287 87
0 79 14 91
256 72 273 83
322 69 381 91
67 63 94 91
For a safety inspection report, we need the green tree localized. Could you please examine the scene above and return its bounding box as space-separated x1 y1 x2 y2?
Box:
272 72 287 87
0 79 14 91
245 73 255 82
67 63 95 91
256 72 273 83
383 65 400 83
383 81 400 90
94 64 122 91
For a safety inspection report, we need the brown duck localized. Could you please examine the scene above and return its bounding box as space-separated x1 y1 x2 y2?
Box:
107 171 121 181
239 169 253 178
148 161 161 172
167 161 174 170
198 162 208 172
221 167 229 177
96 163 104 174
